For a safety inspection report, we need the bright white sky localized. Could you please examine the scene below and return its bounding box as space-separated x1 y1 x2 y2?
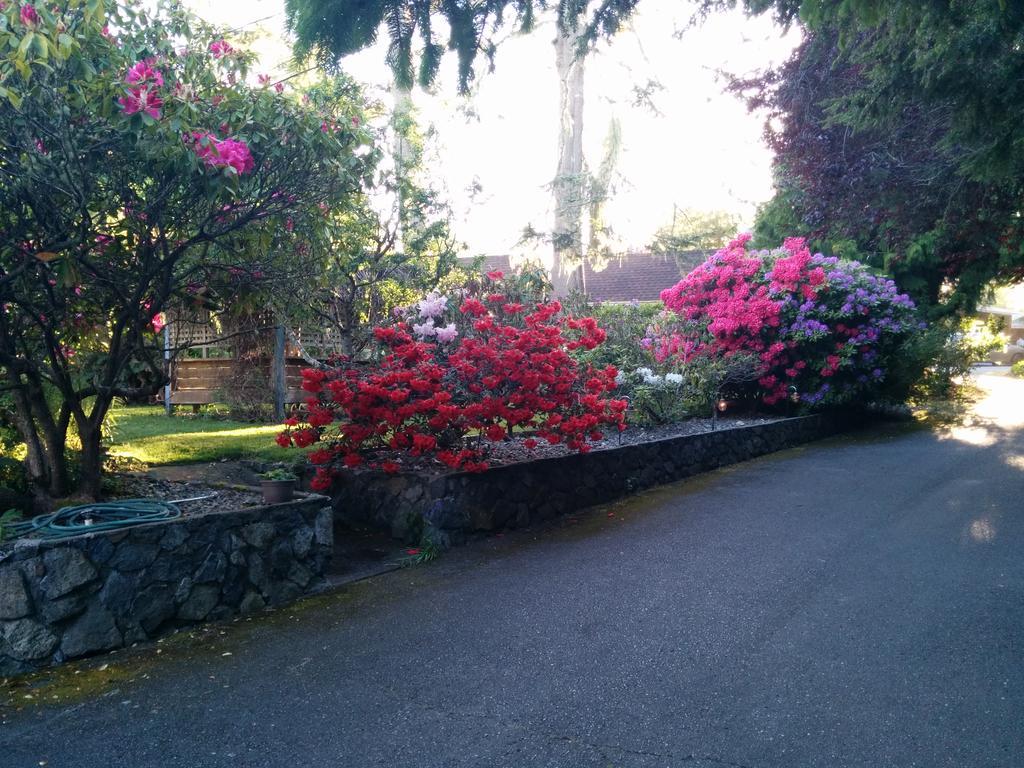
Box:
186 0 800 258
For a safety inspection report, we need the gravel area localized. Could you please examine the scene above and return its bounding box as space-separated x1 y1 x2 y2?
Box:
368 414 783 473
105 474 265 518
486 415 781 463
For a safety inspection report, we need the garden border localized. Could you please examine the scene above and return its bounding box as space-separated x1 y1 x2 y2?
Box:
0 494 332 676
332 413 858 543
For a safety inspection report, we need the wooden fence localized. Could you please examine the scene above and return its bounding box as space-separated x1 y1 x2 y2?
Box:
163 315 345 419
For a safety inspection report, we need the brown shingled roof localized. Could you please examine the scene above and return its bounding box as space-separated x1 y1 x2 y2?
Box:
581 250 708 303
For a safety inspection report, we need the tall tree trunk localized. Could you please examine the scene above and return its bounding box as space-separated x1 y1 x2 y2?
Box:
392 85 414 254
551 29 586 297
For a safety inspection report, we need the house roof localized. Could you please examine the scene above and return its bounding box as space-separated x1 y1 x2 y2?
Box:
580 250 707 303
978 305 1020 317
457 250 712 303
457 254 513 275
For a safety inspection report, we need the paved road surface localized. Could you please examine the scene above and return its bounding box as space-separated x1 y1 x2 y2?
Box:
2 371 1023 767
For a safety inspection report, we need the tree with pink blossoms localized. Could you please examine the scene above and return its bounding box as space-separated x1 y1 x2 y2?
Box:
0 0 373 502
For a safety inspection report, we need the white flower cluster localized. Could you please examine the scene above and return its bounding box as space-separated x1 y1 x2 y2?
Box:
412 316 459 343
630 368 684 388
410 291 458 342
417 292 448 318
636 367 663 386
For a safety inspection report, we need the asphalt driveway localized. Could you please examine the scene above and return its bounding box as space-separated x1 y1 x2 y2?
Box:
2 371 1023 767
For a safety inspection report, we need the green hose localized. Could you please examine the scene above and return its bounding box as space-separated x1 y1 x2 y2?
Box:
6 499 182 541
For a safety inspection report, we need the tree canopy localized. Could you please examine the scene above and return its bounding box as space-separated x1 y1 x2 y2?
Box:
0 0 373 499
731 1 1024 312
285 0 640 92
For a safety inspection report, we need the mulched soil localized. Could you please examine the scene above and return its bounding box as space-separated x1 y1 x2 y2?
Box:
362 414 783 474
104 474 264 518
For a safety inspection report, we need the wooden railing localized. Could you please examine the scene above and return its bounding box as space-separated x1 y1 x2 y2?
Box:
163 319 340 417
169 358 309 406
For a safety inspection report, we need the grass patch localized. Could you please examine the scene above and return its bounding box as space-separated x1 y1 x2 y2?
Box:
104 405 292 466
909 381 983 428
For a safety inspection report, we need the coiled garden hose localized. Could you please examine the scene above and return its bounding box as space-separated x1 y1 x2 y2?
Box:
6 498 185 541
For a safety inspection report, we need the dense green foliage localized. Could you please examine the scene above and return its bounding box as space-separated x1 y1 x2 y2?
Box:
731 1 1024 313
285 0 640 92
0 0 372 499
313 99 464 357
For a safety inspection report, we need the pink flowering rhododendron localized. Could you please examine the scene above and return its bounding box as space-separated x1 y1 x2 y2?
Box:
435 323 458 343
188 132 255 175
118 59 165 119
118 87 163 119
208 39 233 58
19 3 38 25
125 60 163 87
651 235 920 406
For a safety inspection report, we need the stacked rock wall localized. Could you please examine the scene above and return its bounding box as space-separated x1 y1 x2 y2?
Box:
334 415 851 542
0 495 332 676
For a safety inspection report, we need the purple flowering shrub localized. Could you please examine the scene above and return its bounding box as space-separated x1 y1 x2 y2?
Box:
773 250 922 405
650 236 922 408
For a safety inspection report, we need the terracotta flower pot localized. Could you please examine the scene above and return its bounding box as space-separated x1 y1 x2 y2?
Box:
260 479 295 504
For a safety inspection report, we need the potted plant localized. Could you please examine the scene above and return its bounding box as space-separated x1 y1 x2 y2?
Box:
260 468 298 504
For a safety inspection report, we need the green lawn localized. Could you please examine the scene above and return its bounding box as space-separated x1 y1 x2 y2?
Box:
105 405 293 466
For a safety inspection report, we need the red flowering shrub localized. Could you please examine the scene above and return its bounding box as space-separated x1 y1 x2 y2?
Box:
278 273 627 488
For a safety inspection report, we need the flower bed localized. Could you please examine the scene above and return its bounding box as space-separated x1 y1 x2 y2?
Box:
278 271 627 485
331 413 853 544
0 493 332 676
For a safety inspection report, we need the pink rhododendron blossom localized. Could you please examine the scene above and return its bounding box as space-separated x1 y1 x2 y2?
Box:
653 235 920 407
118 88 162 119
417 292 448 318
188 133 255 175
412 318 437 337
208 39 233 58
19 3 38 25
119 60 165 118
125 60 163 87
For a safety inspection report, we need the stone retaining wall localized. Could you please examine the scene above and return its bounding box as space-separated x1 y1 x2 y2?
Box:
334 414 852 544
0 495 332 676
